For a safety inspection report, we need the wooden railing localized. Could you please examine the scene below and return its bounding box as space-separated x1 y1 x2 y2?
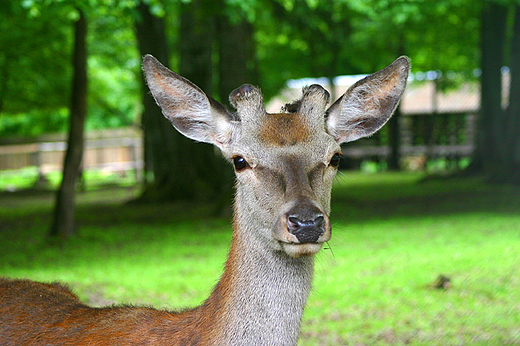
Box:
341 111 477 169
0 111 477 183
0 128 143 181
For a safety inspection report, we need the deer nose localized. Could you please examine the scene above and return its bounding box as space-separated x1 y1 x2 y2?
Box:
287 215 325 243
274 200 331 247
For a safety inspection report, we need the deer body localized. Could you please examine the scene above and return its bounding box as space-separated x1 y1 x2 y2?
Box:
0 55 409 345
0 235 311 345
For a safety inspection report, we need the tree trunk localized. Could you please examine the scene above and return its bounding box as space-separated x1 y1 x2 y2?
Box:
468 3 520 185
49 8 88 239
175 0 233 205
501 5 520 184
134 1 181 201
468 3 507 176
135 0 234 203
134 1 171 184
179 0 214 93
218 17 258 107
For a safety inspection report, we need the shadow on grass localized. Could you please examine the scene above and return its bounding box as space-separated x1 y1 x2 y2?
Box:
0 184 232 272
1 172 518 252
0 184 227 226
330 173 520 224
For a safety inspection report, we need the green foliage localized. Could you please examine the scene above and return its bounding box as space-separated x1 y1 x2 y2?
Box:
0 108 69 137
253 0 482 100
0 3 72 114
1 172 519 344
87 56 141 130
0 0 488 135
0 1 140 136
86 5 141 130
255 0 361 99
345 0 482 72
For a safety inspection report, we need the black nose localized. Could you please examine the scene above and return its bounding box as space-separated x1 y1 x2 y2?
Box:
287 215 325 243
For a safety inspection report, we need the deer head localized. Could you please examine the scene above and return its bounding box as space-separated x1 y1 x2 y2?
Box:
143 55 409 258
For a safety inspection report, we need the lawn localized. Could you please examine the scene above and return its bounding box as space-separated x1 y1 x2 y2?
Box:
0 172 519 345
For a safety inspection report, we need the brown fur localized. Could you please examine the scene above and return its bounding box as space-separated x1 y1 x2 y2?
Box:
259 113 311 146
0 254 241 345
0 222 252 345
0 278 196 345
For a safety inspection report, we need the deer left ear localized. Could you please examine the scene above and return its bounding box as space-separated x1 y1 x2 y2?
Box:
142 55 235 152
325 56 410 144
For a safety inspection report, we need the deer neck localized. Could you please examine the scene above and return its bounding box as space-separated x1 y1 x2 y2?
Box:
200 208 315 345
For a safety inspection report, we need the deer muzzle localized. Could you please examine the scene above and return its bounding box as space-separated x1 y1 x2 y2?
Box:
287 215 326 243
274 200 331 257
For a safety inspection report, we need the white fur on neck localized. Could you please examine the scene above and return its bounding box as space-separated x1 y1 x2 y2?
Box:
216 214 314 345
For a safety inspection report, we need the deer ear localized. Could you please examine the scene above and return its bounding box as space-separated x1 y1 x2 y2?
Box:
142 55 235 151
325 56 410 144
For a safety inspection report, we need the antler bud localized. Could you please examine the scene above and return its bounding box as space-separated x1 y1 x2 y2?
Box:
298 84 330 119
229 84 266 120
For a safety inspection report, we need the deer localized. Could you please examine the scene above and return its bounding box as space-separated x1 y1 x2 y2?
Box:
0 55 409 345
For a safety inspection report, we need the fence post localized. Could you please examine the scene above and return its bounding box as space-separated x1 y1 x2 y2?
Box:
33 143 48 188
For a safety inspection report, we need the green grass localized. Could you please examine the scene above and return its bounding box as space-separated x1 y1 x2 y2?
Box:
0 166 138 192
1 172 519 345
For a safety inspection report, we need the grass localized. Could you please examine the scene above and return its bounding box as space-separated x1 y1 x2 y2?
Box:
0 171 519 345
0 166 138 192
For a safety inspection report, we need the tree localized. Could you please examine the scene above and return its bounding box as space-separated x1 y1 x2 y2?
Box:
135 0 256 204
134 0 226 203
175 0 232 203
253 0 357 101
85 4 140 131
505 5 520 183
217 9 258 107
134 0 181 201
50 7 88 238
469 2 520 185
0 2 139 138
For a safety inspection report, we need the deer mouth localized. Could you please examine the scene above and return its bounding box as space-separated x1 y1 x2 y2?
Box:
280 242 325 258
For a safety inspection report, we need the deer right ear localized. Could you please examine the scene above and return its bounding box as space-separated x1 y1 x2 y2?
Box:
325 56 410 144
142 55 235 151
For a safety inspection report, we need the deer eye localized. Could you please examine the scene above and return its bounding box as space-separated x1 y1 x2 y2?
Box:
233 156 249 171
329 153 342 168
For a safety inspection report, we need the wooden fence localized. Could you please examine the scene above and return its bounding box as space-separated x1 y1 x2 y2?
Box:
0 128 143 180
0 111 475 183
339 76 479 169
342 111 477 169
